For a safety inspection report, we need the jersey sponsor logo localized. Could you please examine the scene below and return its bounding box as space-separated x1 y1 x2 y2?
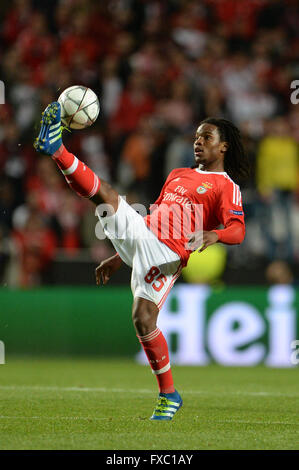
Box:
162 191 194 209
229 209 243 216
174 185 188 195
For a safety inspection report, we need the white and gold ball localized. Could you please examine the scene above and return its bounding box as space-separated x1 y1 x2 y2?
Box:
58 85 100 130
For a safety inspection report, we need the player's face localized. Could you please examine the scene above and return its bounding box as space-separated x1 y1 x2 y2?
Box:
194 123 227 168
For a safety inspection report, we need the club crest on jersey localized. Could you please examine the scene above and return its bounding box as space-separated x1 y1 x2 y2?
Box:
197 182 212 194
173 177 180 182
197 186 207 194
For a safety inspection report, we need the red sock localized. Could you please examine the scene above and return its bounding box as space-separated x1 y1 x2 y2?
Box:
52 144 100 198
138 328 175 394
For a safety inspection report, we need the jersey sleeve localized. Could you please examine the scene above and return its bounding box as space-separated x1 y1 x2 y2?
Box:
212 180 245 244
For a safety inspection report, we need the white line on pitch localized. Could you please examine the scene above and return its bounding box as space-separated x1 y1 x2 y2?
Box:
0 416 297 426
204 419 299 426
0 385 152 393
0 415 111 421
0 385 298 397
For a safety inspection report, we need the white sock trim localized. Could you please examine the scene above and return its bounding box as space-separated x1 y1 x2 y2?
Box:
138 328 161 343
62 157 79 175
152 362 170 375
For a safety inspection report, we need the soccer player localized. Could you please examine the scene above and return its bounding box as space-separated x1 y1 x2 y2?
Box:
34 102 247 421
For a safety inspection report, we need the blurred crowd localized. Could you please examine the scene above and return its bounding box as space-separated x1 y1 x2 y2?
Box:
0 0 299 287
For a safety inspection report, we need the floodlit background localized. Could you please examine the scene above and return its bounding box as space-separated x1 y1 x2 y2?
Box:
0 0 299 366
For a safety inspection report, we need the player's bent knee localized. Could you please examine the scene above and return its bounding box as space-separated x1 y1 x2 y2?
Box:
132 299 158 336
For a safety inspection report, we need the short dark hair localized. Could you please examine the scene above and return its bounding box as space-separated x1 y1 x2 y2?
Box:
199 117 249 183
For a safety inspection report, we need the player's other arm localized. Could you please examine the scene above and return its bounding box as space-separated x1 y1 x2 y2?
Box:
212 182 245 245
188 182 245 252
212 219 245 244
189 206 245 253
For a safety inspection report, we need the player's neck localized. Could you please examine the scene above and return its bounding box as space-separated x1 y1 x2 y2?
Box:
198 162 224 173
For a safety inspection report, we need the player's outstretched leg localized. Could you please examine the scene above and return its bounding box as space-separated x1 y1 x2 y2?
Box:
133 297 183 421
34 102 119 211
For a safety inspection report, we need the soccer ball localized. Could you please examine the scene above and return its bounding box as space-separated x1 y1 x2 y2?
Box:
58 85 100 130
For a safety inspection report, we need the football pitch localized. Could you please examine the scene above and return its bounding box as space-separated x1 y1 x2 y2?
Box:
0 358 298 450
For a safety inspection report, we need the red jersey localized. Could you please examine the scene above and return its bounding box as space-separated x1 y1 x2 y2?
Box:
144 167 245 266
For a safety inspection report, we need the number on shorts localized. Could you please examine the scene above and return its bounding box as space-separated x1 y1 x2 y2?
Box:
144 266 160 284
144 266 167 292
152 273 167 292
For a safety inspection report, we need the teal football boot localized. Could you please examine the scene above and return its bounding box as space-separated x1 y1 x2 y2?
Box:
34 102 63 156
150 390 183 421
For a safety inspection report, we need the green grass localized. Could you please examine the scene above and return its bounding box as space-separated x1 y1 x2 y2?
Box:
0 357 298 450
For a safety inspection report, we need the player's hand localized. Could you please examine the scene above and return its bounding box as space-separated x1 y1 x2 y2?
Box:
187 230 219 253
95 254 122 286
